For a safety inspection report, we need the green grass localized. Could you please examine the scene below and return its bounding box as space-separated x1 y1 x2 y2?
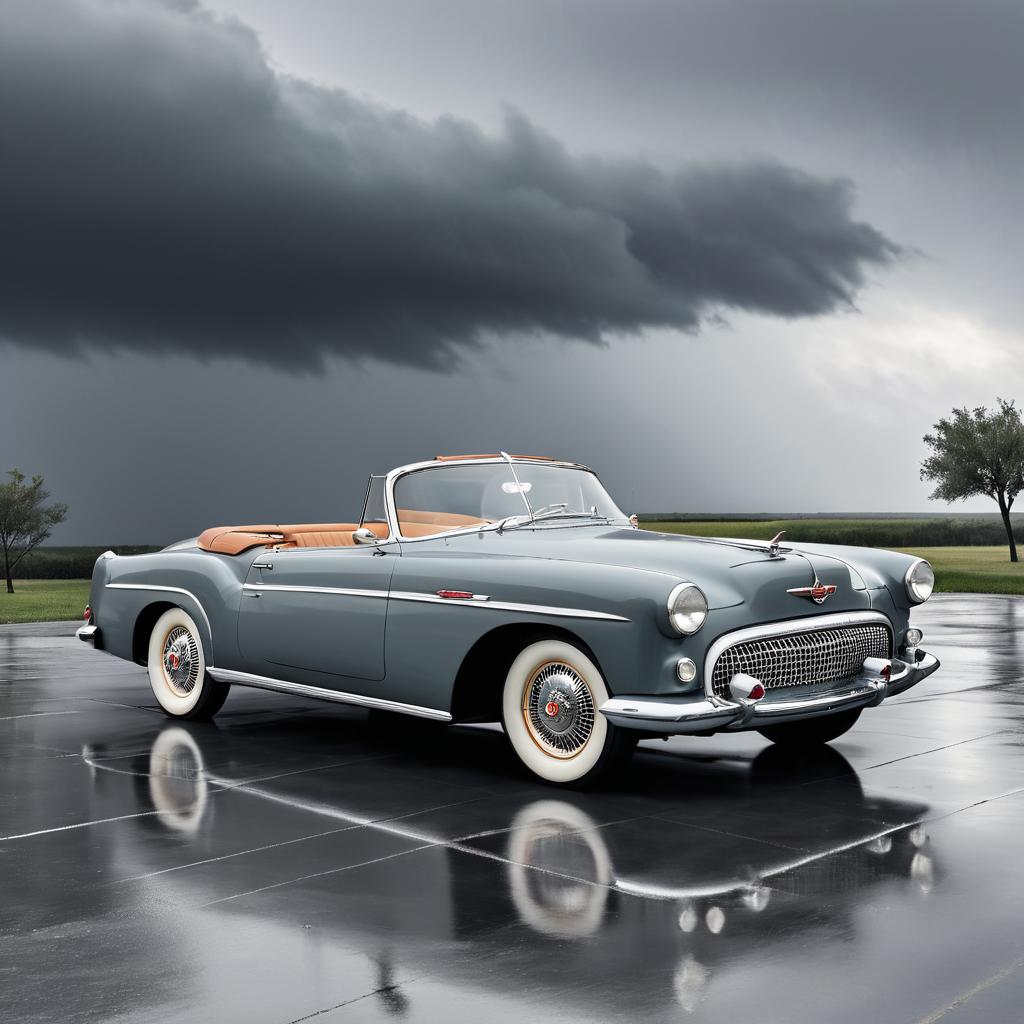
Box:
893 547 1024 595
0 580 91 624
644 521 1024 595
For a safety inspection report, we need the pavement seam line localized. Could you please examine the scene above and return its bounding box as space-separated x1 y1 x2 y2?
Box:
912 952 1024 1024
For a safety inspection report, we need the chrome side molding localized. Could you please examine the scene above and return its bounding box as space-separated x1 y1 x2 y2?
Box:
206 666 452 722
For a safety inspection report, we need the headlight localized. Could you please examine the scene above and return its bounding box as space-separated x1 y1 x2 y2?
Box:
668 583 708 635
905 559 935 603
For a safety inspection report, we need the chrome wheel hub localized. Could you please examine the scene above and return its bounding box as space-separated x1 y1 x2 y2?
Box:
162 626 199 697
524 662 595 758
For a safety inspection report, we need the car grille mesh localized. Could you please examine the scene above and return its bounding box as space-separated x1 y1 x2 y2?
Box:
710 623 891 699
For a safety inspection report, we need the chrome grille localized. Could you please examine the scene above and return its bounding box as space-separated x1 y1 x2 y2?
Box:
710 623 891 699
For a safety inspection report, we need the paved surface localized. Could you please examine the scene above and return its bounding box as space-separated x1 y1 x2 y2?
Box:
2 595 1024 1023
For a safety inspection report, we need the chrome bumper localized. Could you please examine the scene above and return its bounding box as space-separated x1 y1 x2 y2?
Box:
600 650 940 735
76 624 100 646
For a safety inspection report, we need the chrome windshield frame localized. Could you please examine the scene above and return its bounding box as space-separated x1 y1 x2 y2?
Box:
383 457 619 543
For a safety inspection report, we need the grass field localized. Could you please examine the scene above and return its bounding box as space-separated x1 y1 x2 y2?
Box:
0 580 91 624
645 521 1024 594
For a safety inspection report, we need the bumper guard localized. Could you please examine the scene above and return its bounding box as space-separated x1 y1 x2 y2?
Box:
600 650 940 735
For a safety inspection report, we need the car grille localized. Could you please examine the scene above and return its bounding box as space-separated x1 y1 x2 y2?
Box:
710 623 892 699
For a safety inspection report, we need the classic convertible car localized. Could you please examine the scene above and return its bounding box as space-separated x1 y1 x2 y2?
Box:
77 453 940 784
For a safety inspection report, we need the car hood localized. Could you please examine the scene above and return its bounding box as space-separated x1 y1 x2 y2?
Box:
499 526 872 611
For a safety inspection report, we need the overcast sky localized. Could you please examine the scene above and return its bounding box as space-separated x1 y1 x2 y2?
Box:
2 0 1022 543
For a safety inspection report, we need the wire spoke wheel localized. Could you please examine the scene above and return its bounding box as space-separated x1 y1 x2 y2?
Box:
523 661 596 759
161 625 200 697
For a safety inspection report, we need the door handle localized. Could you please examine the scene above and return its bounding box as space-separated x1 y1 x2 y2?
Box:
252 562 273 570
244 591 261 598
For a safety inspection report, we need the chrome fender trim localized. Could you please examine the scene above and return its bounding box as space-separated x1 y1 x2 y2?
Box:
206 666 452 722
242 582 629 622
105 583 214 658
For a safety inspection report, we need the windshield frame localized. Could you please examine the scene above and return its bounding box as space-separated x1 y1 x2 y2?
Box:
385 457 623 543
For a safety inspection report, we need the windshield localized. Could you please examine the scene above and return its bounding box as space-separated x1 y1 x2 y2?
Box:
393 462 625 537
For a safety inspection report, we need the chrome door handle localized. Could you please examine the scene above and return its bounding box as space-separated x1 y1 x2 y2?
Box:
252 562 273 570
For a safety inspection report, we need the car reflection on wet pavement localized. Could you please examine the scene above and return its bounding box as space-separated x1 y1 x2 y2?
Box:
3 595 1024 1023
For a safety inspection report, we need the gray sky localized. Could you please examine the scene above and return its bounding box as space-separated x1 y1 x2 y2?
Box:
2 0 1022 543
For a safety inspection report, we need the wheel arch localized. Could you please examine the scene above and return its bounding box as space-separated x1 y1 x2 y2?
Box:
449 622 605 723
132 599 213 665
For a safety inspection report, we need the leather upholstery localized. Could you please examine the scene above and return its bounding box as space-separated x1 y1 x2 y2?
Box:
197 521 389 554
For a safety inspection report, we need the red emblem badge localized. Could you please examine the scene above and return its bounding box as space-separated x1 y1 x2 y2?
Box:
544 700 560 717
787 577 837 605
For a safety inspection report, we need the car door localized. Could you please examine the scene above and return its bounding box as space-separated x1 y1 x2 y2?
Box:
237 542 398 682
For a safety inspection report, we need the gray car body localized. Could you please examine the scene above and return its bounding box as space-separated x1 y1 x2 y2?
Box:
83 457 936 731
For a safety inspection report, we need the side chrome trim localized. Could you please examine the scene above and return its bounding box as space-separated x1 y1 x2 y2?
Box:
243 583 385 599
242 582 629 622
703 610 892 699
206 667 452 722
104 583 214 642
389 590 630 620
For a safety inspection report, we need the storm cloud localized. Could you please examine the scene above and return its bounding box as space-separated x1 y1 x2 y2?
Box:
0 0 898 369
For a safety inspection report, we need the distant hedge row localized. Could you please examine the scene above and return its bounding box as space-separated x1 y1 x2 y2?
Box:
644 517 1024 548
757 521 1022 548
11 546 160 580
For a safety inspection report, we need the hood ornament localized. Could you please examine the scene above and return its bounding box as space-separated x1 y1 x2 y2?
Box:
788 576 837 605
768 531 786 556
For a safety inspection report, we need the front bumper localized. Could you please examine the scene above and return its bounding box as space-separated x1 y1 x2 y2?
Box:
600 650 940 735
76 624 101 647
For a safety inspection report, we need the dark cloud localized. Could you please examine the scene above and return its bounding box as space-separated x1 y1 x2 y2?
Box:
0 0 898 369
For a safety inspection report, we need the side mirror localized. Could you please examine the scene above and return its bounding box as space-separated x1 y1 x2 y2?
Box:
629 514 639 528
353 527 379 545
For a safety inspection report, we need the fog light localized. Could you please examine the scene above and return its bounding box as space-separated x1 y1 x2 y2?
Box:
906 627 923 648
676 657 697 684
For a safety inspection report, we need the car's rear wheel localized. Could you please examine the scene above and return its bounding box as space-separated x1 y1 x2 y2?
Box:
758 707 861 747
147 607 229 720
500 638 636 786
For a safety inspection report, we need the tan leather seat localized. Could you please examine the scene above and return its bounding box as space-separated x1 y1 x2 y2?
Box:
396 509 488 536
197 521 390 554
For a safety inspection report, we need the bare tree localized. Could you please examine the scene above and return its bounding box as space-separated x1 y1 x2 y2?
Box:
0 470 68 593
921 399 1024 563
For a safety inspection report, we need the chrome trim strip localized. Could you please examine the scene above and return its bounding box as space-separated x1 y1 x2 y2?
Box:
389 590 629 620
104 583 214 641
206 667 452 722
242 583 629 621
703 610 892 699
243 583 385 599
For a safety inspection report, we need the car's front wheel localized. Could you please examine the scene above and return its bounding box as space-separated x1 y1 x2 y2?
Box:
500 638 636 786
147 607 229 720
757 707 861 748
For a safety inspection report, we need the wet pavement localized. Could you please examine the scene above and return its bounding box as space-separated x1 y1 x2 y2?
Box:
2 595 1024 1023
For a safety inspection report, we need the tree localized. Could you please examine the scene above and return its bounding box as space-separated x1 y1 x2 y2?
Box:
0 470 68 593
920 399 1024 563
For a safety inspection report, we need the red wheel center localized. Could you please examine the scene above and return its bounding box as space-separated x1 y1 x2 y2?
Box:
544 700 560 718
168 652 179 670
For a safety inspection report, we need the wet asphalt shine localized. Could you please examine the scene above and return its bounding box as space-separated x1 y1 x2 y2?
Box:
3 596 1024 1023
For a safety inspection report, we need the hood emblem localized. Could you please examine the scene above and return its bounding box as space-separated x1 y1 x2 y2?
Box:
787 577 837 605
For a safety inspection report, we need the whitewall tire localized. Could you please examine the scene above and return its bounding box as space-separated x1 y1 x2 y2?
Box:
501 639 636 785
147 607 229 720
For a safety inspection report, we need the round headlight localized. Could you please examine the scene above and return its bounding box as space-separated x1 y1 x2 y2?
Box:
668 583 708 635
905 559 935 604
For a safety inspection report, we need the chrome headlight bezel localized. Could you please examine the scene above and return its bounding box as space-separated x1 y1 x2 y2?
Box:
904 559 935 604
667 582 708 635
